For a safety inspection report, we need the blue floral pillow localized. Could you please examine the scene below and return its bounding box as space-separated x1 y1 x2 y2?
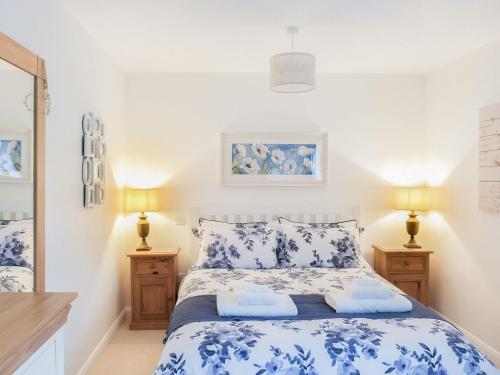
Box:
195 222 279 269
277 222 361 268
0 219 33 269
278 217 362 246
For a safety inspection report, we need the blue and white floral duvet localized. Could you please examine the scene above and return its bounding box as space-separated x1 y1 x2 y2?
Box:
154 267 499 375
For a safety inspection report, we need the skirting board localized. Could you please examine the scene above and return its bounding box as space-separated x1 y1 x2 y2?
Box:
76 306 131 375
431 308 500 366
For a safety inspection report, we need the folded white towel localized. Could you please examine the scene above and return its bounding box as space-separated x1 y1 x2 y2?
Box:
325 292 412 313
217 293 298 317
350 286 395 299
353 278 380 287
237 292 279 305
243 283 273 294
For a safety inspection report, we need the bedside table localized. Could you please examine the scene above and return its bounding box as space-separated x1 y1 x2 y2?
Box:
372 245 433 306
127 248 180 330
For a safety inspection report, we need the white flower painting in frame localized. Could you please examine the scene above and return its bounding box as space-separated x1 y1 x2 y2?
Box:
0 129 32 183
221 133 327 186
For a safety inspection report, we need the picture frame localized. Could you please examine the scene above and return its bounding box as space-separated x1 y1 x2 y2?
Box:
0 129 32 183
221 132 328 186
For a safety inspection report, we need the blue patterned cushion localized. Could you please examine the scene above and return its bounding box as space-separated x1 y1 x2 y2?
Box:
195 222 279 269
278 217 362 244
277 222 361 268
0 219 33 269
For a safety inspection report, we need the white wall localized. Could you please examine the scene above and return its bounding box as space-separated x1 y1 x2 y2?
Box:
121 73 427 300
424 38 500 358
1 1 126 374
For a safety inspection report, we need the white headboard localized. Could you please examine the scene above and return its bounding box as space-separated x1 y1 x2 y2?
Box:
190 206 361 265
0 203 33 220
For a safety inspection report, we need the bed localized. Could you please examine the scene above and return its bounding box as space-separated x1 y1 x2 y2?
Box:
153 208 499 375
0 216 34 292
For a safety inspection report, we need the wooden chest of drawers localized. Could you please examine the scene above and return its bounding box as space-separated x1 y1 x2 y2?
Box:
127 249 180 330
373 245 433 306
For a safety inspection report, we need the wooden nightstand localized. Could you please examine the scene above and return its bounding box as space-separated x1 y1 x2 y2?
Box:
127 248 180 330
372 245 433 306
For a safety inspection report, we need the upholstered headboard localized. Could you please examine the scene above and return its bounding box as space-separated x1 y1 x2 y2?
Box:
0 203 33 221
190 206 361 264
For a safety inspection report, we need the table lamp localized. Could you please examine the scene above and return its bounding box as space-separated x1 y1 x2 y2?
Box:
125 188 159 251
394 187 430 249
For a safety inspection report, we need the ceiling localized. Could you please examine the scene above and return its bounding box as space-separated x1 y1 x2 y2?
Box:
61 0 500 74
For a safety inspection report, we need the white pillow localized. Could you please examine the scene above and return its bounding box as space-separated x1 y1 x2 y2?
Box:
277 221 361 268
195 221 279 269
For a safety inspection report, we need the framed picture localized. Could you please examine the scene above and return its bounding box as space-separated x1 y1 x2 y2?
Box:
221 133 328 186
0 129 32 183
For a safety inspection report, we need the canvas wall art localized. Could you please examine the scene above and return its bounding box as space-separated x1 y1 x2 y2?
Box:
0 129 32 183
221 133 327 186
479 102 500 214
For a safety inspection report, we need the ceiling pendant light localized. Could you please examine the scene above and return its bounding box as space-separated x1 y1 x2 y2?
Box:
270 26 315 93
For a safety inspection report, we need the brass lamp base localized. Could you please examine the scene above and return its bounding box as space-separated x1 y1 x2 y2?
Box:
403 237 422 249
403 210 422 249
136 240 152 251
136 212 152 251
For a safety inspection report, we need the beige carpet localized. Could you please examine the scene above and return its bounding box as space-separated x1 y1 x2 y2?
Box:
88 318 165 375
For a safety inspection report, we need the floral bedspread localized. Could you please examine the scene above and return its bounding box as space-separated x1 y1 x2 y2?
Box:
154 267 499 375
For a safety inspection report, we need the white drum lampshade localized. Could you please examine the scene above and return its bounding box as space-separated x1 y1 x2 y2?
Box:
270 52 315 93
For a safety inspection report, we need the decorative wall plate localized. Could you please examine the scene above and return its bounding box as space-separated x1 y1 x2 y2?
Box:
83 135 95 157
82 112 106 207
84 185 95 208
82 113 93 135
82 158 92 185
95 184 105 205
93 115 101 136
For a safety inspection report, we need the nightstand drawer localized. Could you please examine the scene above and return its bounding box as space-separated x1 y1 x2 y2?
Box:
133 258 172 275
389 256 426 273
373 245 432 306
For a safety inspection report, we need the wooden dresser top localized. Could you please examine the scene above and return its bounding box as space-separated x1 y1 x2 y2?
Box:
0 292 77 374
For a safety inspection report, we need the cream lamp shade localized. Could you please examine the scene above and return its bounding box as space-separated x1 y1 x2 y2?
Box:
270 52 315 93
270 26 315 93
394 187 431 212
125 188 159 213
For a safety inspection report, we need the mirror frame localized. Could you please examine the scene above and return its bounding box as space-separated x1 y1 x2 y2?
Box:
0 32 46 292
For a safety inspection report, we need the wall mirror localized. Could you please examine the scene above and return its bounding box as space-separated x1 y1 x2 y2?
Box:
0 32 46 292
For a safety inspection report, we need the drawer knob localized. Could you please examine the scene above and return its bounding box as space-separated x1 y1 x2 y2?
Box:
152 271 159 275
404 260 410 266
